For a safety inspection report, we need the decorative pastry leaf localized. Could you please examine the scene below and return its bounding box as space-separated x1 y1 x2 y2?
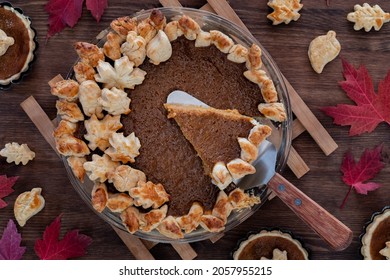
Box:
267 0 303 25
0 220 26 260
347 3 390 32
340 144 384 208
322 59 390 136
0 143 35 165
0 175 18 209
86 0 108 22
34 215 92 260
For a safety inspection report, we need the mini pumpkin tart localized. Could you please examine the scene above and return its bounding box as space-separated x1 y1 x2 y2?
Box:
233 229 309 260
0 2 37 88
51 9 287 239
360 206 390 260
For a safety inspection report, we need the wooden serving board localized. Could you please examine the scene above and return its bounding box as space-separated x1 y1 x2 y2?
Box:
21 0 338 259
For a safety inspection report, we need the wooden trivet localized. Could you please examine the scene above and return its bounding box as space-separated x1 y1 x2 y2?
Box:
21 0 338 259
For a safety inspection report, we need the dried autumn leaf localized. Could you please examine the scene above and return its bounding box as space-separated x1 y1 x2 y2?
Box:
0 219 26 260
45 0 109 38
34 215 92 260
340 144 384 208
0 175 18 209
45 0 84 38
86 0 108 22
322 59 390 136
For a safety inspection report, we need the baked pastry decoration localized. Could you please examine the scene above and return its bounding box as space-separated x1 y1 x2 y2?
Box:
347 3 390 32
50 9 287 239
380 242 390 259
164 103 271 190
14 188 45 227
260 248 288 260
308 30 341 74
0 142 35 165
361 207 390 260
267 0 303 25
0 3 37 88
233 229 309 260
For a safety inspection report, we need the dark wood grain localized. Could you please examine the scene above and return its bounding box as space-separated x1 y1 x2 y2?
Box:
0 0 389 260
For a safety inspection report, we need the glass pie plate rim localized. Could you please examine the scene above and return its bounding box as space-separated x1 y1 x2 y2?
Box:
64 7 292 243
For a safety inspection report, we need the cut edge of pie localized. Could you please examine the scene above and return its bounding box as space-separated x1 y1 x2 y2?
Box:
164 103 272 190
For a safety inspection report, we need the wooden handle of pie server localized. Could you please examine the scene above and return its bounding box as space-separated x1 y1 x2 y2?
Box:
268 173 353 251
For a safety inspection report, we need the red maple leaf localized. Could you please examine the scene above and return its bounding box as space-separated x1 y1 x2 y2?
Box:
322 59 390 136
86 0 108 22
0 220 26 260
45 0 108 38
340 144 384 208
0 175 18 209
34 215 92 260
45 0 85 38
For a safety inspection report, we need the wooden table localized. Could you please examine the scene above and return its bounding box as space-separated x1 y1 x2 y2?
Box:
0 0 389 260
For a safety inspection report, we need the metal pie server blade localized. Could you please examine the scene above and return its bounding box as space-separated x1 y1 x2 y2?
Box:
166 90 353 251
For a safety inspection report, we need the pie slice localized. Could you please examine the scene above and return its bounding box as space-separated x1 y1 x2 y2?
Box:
164 103 271 190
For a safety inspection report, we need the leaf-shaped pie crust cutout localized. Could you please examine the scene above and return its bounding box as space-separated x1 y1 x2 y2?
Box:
129 181 170 209
107 165 146 192
94 56 147 90
14 188 45 227
176 202 204 234
347 3 390 32
308 30 341 74
228 188 260 210
0 142 35 165
104 132 141 163
83 154 120 183
267 0 303 25
84 114 123 151
98 87 131 116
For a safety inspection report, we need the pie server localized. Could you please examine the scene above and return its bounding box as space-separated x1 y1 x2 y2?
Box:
167 90 353 251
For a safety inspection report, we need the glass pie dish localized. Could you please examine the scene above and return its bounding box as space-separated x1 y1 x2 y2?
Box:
63 7 292 243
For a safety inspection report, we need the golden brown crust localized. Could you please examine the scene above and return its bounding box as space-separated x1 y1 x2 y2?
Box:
200 215 225 232
246 44 262 70
120 206 141 234
67 156 87 183
248 124 272 147
107 165 146 193
157 216 184 239
14 188 45 227
243 69 278 103
110 16 138 38
178 15 200 40
53 120 90 157
103 32 123 61
267 0 303 25
176 202 204 234
129 181 170 209
83 154 120 183
91 183 108 212
51 79 79 101
141 205 168 232
106 193 133 213
228 188 260 209
226 158 256 180
73 62 96 83
210 30 234 53
74 42 105 67
212 191 233 223
258 103 287 122
56 100 84 123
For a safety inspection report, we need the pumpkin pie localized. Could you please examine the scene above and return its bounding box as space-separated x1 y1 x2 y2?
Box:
233 229 309 260
361 206 390 260
50 9 286 239
0 3 36 87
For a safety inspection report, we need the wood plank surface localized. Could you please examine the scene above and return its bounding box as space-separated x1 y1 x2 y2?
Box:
0 0 389 260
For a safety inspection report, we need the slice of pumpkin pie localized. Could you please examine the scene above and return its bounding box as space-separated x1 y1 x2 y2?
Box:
164 103 272 190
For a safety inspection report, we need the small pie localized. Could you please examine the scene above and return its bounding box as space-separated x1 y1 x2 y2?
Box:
233 229 309 260
0 3 36 87
361 207 390 260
